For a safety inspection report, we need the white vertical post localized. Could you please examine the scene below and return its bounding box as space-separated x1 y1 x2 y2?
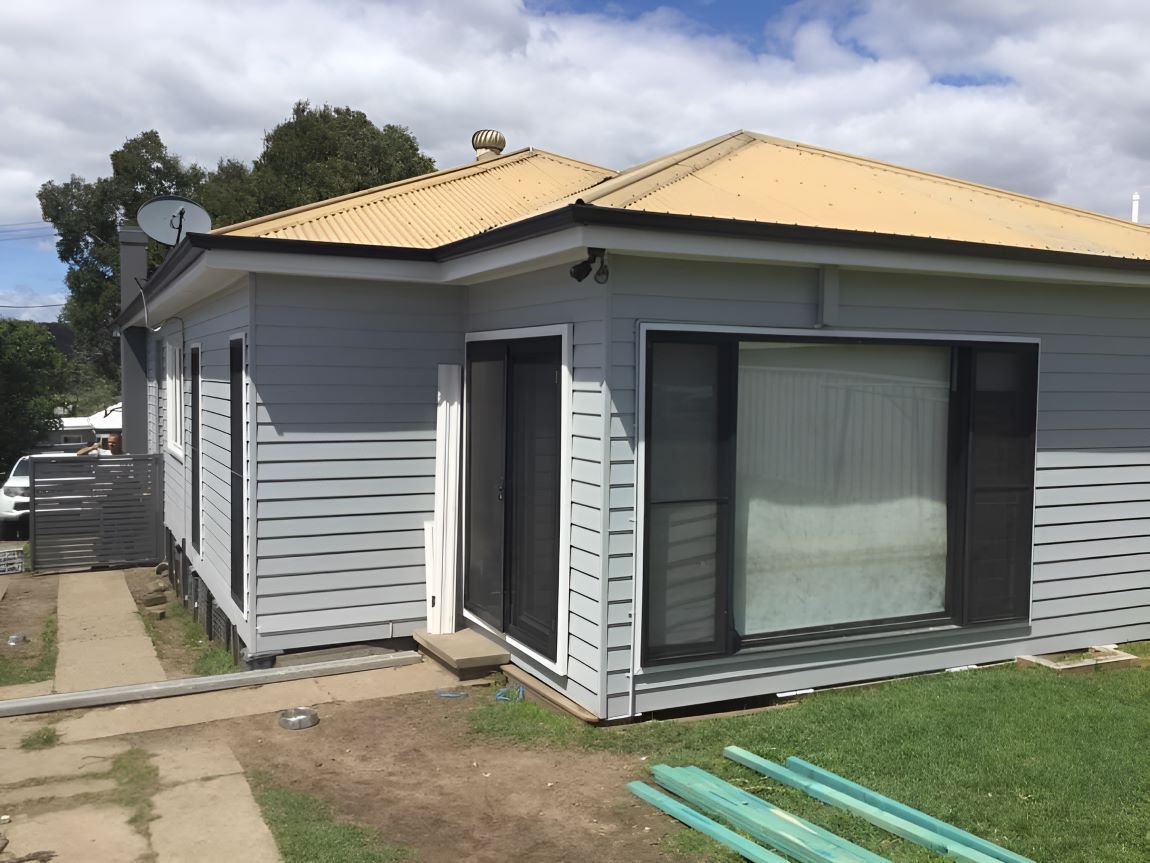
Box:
428 364 462 634
1133 192 1141 224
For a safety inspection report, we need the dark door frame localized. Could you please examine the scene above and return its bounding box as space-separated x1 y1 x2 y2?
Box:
461 325 572 675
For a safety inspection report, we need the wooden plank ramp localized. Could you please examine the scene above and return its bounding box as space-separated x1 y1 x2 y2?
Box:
724 747 1020 863
652 764 889 863
784 757 1034 863
627 781 789 863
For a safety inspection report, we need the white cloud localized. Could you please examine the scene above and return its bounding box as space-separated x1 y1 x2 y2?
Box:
2 0 1149 236
0 284 66 322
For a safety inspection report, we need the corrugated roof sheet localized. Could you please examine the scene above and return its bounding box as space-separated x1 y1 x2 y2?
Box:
216 149 616 248
216 130 1150 261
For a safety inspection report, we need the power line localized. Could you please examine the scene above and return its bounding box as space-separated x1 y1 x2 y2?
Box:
0 233 58 242
0 220 46 228
0 302 65 308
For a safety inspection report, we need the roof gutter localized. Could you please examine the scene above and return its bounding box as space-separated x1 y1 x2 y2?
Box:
120 203 1150 326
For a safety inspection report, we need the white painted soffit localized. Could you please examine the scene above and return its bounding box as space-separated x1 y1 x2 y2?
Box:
125 223 1150 326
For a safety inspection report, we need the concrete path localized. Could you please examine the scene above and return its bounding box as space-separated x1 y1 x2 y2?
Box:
54 659 476 742
0 737 279 862
55 570 165 693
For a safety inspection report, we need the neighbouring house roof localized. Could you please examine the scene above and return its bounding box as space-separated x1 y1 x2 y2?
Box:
213 130 1150 262
215 149 616 248
87 403 121 433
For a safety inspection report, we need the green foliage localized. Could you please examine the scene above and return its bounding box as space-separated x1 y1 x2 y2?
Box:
38 104 435 385
109 748 161 829
0 613 57 687
38 131 204 378
164 603 239 676
60 356 120 416
19 725 60 750
245 101 435 215
0 320 65 476
250 770 411 863
470 664 1150 862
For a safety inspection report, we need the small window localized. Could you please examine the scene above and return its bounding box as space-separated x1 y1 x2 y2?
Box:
165 339 184 457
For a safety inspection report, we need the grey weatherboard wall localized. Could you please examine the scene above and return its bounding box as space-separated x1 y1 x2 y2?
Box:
250 274 462 653
602 254 1150 718
466 265 610 717
154 281 252 645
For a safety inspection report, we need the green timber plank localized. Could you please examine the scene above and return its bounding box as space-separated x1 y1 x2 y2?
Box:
724 747 1006 863
784 758 1034 863
653 765 889 863
627 781 789 863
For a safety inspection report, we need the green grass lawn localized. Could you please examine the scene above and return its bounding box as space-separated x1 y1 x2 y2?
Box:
471 660 1150 862
250 771 410 863
0 613 56 687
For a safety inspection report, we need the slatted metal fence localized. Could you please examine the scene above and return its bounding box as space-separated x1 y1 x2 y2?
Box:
29 455 162 571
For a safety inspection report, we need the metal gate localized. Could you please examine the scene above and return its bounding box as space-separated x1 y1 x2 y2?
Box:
29 454 162 571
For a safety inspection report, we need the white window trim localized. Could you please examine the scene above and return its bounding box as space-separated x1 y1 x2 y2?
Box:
462 324 572 677
164 337 185 460
631 322 1041 691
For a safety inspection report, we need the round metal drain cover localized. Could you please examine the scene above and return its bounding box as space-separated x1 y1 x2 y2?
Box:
278 707 319 730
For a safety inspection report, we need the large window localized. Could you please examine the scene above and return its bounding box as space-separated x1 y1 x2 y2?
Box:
642 331 1038 665
164 339 184 457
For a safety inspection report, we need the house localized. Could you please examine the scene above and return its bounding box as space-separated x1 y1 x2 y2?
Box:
116 130 1150 721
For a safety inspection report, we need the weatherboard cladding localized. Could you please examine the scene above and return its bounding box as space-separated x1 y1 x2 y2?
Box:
465 264 608 717
603 255 1150 718
250 274 462 653
154 283 251 641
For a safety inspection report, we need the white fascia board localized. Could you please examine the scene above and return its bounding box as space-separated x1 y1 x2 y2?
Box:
208 248 441 284
580 225 1150 289
439 225 590 284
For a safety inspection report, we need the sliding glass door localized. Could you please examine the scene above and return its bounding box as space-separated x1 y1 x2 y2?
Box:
465 337 562 661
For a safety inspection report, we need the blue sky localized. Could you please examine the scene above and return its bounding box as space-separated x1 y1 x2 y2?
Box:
4 0 1150 321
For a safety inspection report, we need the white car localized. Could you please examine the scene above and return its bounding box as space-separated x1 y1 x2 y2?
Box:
0 457 30 539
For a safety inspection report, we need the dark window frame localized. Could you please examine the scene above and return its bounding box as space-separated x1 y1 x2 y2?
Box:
641 330 1038 666
189 345 201 554
229 336 245 608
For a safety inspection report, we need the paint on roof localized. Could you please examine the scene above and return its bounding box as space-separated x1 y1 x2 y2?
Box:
216 149 617 248
215 130 1150 261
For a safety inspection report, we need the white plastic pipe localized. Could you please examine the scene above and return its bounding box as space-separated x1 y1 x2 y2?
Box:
1134 191 1141 224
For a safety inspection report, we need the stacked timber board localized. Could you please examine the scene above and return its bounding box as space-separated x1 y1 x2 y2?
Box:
629 748 1033 863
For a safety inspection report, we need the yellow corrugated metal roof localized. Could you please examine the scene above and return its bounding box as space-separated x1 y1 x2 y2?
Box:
215 148 617 247
556 131 1150 260
216 130 1150 261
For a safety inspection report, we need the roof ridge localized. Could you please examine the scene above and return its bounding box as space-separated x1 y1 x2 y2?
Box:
742 131 1150 235
577 131 752 205
213 148 618 236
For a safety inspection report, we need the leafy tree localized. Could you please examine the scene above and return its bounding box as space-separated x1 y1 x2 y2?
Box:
37 131 204 378
0 320 65 477
38 104 435 385
244 101 435 215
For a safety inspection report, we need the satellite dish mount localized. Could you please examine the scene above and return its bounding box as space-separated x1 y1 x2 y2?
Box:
136 195 212 246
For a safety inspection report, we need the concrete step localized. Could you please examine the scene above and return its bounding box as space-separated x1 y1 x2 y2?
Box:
413 628 509 678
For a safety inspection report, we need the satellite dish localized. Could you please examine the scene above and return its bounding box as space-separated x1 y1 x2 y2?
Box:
136 195 212 246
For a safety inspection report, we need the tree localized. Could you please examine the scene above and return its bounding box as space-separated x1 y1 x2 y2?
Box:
38 131 204 379
38 104 435 385
244 101 435 215
0 320 65 478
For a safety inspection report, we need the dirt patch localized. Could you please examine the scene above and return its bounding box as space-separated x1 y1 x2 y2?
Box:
0 573 58 690
124 566 199 679
139 692 677 863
